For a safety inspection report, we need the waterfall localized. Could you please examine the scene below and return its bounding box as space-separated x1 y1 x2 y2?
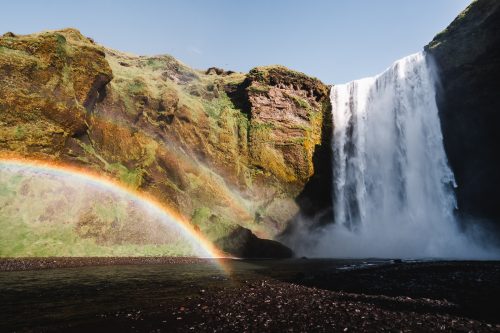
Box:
313 52 490 258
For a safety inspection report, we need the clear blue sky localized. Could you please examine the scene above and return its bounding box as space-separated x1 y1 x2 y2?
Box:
0 0 472 84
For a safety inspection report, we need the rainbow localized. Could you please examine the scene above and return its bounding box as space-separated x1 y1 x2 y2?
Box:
0 155 231 268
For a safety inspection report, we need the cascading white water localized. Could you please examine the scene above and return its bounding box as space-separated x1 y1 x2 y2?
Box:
312 52 491 258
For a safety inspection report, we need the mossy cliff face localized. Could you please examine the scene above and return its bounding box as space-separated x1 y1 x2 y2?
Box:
0 29 330 256
426 0 500 225
0 29 112 156
245 66 329 187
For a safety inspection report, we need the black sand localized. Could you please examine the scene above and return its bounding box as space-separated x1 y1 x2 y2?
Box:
1 258 499 332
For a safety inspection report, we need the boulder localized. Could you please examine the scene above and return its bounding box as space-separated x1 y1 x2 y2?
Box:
215 226 294 258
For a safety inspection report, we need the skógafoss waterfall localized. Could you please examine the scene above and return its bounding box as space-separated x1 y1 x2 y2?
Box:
306 52 492 258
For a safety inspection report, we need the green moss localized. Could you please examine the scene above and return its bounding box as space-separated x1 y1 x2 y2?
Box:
290 137 306 144
287 93 311 109
80 142 109 165
81 141 96 155
61 64 72 86
14 126 25 139
127 79 146 95
236 113 250 147
190 206 236 241
141 140 158 167
251 121 275 131
54 33 68 60
250 121 275 143
247 83 270 94
0 214 196 257
108 163 144 188
253 145 296 182
80 142 145 188
0 45 37 59
249 65 322 85
204 218 235 242
191 206 212 226
0 171 197 257
145 58 169 71
237 113 249 129
218 72 247 87
94 201 126 223
55 33 67 45
201 91 235 119
184 172 201 191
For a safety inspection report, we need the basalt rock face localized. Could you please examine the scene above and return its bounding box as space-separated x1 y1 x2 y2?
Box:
426 0 500 228
0 29 330 257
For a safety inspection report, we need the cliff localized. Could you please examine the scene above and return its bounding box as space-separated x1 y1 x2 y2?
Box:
426 0 500 227
0 28 330 256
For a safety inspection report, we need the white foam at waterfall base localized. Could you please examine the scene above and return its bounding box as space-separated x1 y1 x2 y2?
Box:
304 52 497 259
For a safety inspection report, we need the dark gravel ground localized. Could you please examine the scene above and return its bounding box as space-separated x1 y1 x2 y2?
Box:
130 279 499 333
0 257 208 271
289 261 500 325
1 258 500 332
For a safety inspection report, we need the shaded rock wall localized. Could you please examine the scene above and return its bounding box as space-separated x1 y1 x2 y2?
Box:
426 0 500 226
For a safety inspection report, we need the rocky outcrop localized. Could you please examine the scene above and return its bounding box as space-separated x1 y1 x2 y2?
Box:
245 66 329 188
426 0 500 227
0 28 112 156
215 226 293 258
0 29 331 257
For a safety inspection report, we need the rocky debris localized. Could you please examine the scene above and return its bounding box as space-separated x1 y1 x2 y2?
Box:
164 280 497 333
426 0 500 227
0 257 212 271
291 261 500 324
